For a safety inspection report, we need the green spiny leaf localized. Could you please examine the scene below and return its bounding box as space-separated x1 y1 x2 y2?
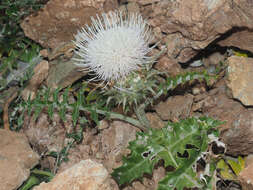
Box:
53 87 60 104
72 103 79 126
217 159 236 180
62 87 69 104
112 117 220 189
48 103 54 120
59 105 66 122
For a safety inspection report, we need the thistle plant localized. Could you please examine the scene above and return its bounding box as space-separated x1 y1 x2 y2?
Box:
72 10 221 129
72 10 163 128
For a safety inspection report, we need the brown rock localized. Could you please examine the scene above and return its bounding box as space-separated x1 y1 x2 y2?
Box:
202 51 226 67
39 49 49 58
23 112 70 155
146 112 166 129
126 2 140 13
218 29 253 54
34 159 113 190
100 120 140 172
132 181 146 190
154 55 183 76
21 0 118 50
46 57 86 89
226 56 253 106
57 120 139 178
155 94 194 121
221 110 253 155
239 161 253 190
0 129 39 190
193 80 253 155
139 0 253 63
152 166 166 190
21 60 49 100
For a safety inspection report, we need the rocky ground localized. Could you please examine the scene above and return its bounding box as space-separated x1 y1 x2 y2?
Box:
1 0 253 190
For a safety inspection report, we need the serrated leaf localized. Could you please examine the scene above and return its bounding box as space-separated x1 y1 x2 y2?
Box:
33 104 43 120
238 156 245 172
217 159 236 181
227 156 245 176
90 108 99 125
86 90 99 103
227 160 240 176
44 87 51 103
112 117 220 189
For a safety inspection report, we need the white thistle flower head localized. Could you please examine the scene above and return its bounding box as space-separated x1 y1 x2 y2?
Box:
73 11 154 83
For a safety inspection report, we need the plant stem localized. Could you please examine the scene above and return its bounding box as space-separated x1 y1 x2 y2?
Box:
134 104 150 130
31 169 54 180
66 105 147 131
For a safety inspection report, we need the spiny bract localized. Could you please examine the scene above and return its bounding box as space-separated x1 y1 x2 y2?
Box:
73 11 154 83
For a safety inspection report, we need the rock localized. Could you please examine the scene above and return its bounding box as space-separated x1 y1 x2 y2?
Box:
218 25 253 54
21 60 49 100
21 0 118 50
152 166 166 190
226 56 253 106
57 120 139 177
100 120 140 172
146 112 166 129
46 57 86 89
39 49 49 58
34 159 113 190
0 129 39 190
221 110 253 155
202 51 226 67
56 127 99 173
155 94 194 121
126 2 140 13
136 0 253 63
193 80 253 155
132 181 146 190
154 55 183 76
98 120 110 130
22 112 73 155
239 160 253 190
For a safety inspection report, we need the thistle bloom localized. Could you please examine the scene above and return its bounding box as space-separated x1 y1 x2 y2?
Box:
73 11 154 83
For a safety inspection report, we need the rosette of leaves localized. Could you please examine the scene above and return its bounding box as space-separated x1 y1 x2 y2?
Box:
103 65 162 112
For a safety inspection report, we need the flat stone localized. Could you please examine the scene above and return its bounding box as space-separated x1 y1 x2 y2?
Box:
0 129 39 190
21 0 118 50
34 159 112 190
155 94 194 121
46 58 86 89
226 56 253 106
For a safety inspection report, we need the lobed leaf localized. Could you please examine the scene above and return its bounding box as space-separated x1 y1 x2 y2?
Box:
112 117 221 189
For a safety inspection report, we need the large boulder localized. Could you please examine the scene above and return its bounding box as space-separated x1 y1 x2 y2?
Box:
20 0 118 50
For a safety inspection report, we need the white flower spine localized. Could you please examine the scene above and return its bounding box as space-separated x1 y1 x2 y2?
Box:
73 11 154 83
